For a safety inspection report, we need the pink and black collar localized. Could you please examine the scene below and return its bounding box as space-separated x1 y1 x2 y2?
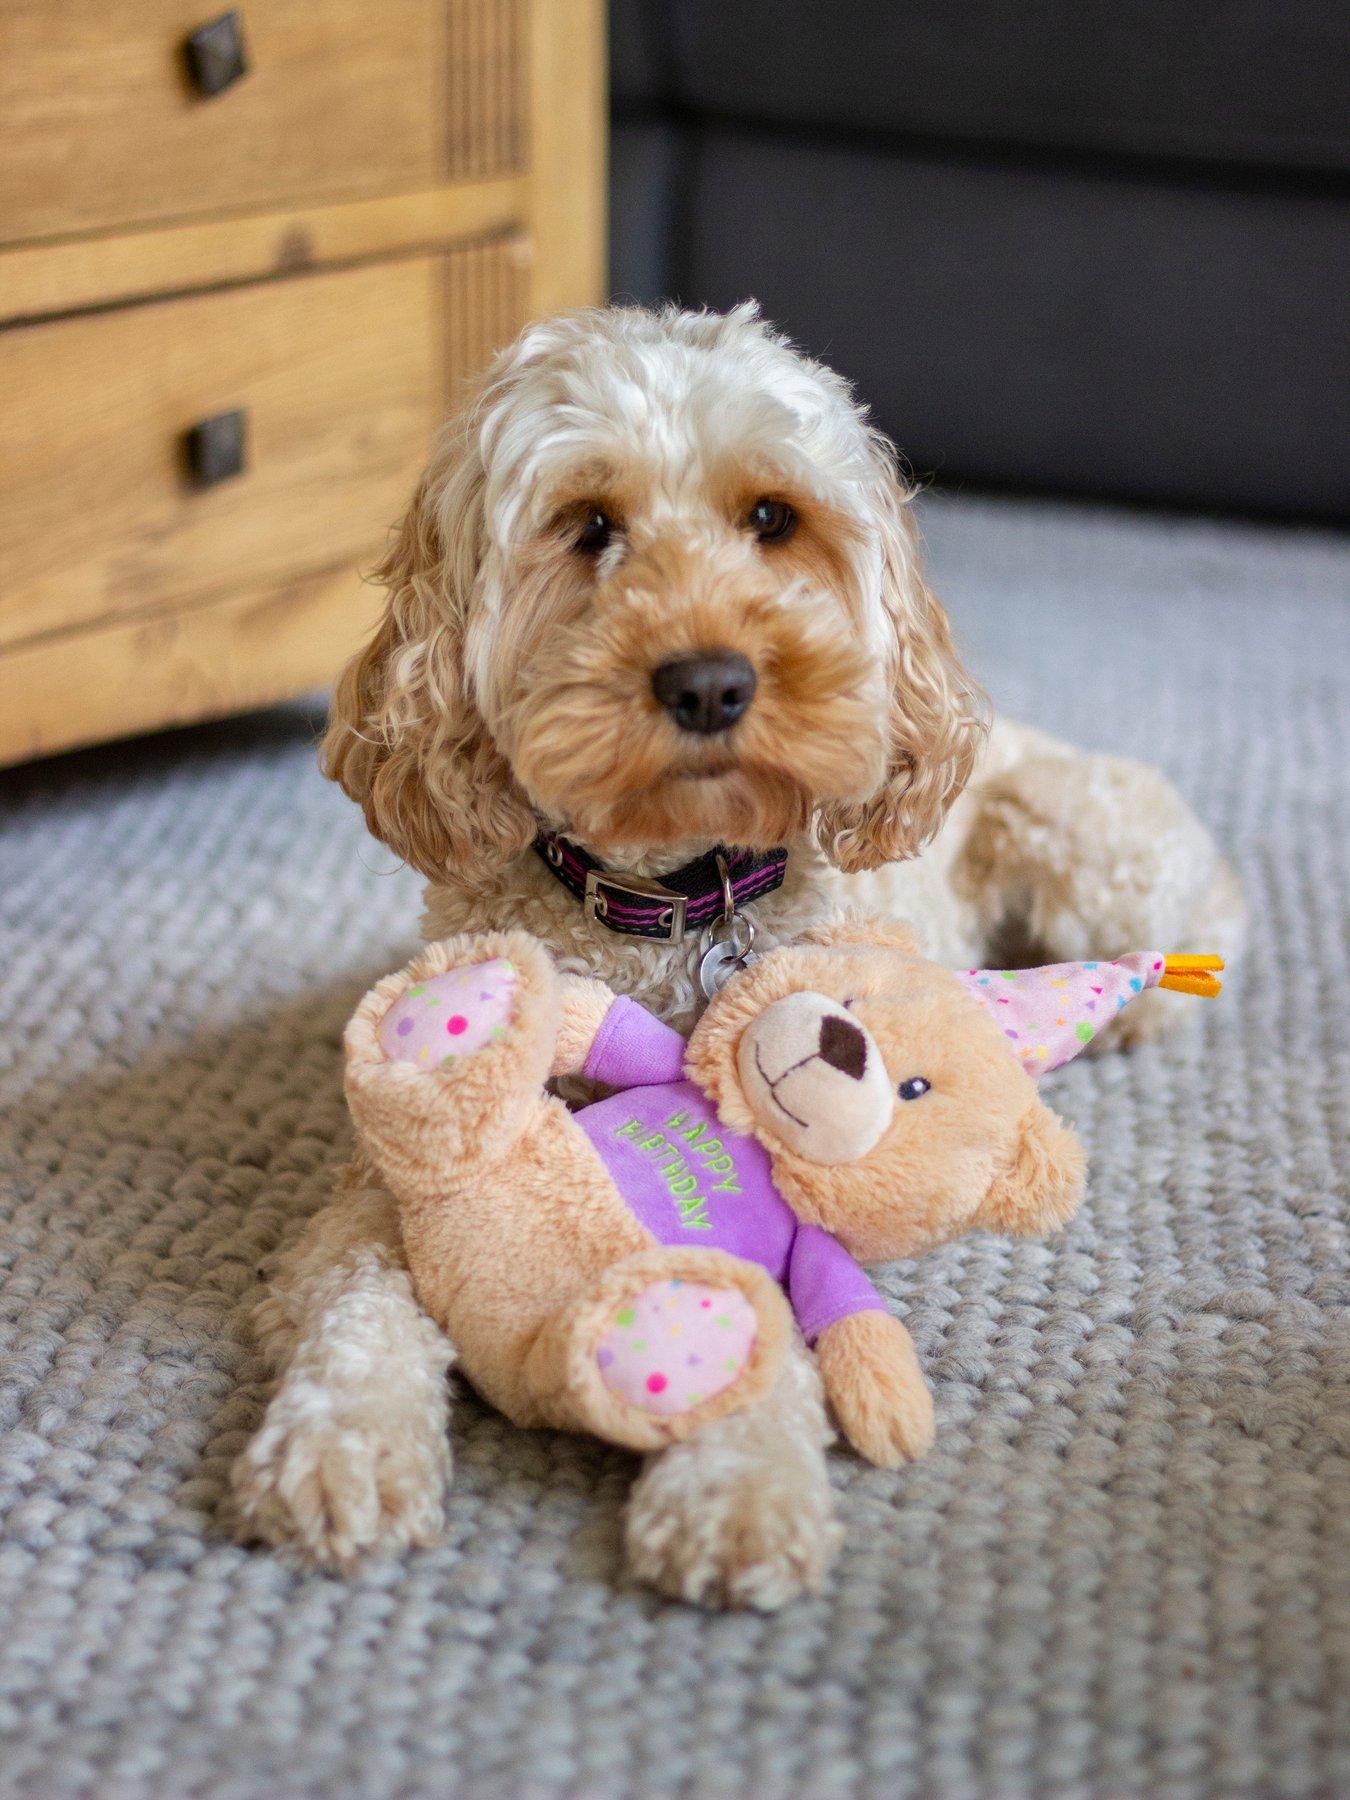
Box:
534 832 788 943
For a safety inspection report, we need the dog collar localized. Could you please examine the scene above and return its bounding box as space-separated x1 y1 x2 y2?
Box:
533 832 788 944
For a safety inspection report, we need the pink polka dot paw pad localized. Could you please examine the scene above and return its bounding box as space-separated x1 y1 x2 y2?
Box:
377 960 517 1067
595 1279 758 1418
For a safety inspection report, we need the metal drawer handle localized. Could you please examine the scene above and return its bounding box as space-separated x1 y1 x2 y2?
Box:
185 409 248 487
184 11 249 98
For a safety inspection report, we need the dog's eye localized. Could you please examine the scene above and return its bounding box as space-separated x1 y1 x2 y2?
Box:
897 1077 931 1101
575 508 613 554
748 498 796 543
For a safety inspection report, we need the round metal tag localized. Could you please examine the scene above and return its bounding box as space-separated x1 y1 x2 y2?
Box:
697 911 758 1000
698 938 751 999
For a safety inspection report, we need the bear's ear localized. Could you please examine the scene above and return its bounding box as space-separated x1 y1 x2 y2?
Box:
797 913 923 955
976 1099 1085 1238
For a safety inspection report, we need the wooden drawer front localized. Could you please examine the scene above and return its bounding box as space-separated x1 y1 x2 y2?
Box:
0 564 387 771
449 0 526 179
0 258 450 655
0 235 530 765
445 234 532 391
0 0 525 246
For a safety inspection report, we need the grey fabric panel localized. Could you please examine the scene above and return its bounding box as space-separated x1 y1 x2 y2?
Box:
662 0 1350 176
678 127 1350 516
610 119 684 304
1 493 1347 1797
609 0 670 110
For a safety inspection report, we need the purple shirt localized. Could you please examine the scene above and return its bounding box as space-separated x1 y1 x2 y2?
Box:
577 997 885 1344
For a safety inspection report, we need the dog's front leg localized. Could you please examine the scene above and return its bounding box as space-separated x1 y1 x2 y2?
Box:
232 1155 453 1568
624 1338 842 1610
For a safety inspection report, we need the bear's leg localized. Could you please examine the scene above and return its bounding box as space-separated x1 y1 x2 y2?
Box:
521 1246 793 1452
344 929 561 1192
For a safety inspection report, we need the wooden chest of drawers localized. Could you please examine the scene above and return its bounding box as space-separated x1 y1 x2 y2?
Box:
0 0 604 765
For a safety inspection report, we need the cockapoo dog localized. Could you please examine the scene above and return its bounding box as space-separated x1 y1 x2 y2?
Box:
233 303 1245 1608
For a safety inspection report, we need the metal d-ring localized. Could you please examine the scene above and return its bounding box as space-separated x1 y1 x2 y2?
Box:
714 851 736 927
700 906 756 961
697 905 758 1000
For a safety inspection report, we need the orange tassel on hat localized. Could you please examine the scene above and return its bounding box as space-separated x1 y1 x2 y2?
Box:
1156 953 1225 997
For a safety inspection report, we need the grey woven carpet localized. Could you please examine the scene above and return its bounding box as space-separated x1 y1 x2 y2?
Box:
1 493 1346 1800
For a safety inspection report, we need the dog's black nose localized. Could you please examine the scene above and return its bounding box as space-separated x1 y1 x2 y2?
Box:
651 651 757 735
818 1014 868 1080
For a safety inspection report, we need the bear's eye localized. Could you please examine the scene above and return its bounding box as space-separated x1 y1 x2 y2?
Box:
897 1077 931 1101
575 507 614 554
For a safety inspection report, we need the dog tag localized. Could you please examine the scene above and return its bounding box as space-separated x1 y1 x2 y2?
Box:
698 912 759 1000
698 937 753 999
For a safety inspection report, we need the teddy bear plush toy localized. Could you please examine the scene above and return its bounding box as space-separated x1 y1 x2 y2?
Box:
343 919 1221 1467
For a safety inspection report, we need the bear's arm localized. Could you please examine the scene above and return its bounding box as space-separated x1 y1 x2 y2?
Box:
550 974 621 1079
581 994 688 1090
792 1233 933 1468
786 1224 889 1346
815 1311 935 1468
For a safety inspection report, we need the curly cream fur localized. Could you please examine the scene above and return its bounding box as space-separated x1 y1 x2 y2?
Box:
322 302 985 876
624 1340 841 1610
231 1159 452 1570
235 303 1247 1607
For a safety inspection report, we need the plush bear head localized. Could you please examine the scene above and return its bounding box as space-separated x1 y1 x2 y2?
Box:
682 917 1087 1264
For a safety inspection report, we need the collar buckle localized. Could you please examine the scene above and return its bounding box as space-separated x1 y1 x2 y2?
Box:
583 869 689 943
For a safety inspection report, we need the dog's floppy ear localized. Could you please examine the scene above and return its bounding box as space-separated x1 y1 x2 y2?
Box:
321 411 536 886
976 1098 1085 1238
816 447 987 873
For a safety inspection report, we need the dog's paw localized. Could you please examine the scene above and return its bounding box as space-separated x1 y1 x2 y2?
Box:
624 1379 841 1609
231 1393 450 1570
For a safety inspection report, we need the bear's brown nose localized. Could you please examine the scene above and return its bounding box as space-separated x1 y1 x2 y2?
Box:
818 1014 868 1080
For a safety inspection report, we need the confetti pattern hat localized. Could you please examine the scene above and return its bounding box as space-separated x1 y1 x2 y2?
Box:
957 952 1224 1078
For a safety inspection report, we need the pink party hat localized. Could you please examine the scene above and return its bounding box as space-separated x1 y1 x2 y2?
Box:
957 952 1224 1078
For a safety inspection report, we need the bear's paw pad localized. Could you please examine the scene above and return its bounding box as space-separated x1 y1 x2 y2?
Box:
596 1279 757 1417
377 960 517 1066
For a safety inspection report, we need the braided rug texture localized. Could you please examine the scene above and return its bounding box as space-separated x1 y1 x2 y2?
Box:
0 495 1346 1799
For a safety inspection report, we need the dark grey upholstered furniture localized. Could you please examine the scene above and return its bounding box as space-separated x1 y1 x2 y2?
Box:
609 2 1350 518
